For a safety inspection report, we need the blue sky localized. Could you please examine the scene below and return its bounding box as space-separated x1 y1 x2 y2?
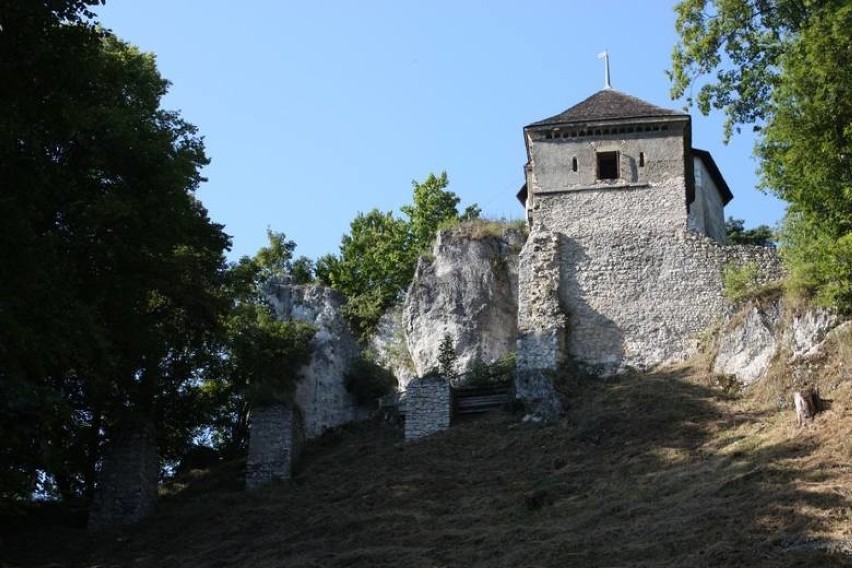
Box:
95 1 786 262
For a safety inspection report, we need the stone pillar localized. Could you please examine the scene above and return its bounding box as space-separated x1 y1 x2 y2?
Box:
515 231 565 421
404 376 451 442
246 404 295 490
88 422 159 532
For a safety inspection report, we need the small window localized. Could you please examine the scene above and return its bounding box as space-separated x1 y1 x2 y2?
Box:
597 151 619 180
639 152 645 167
571 157 578 172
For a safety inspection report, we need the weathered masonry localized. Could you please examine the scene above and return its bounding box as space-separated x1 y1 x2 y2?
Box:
515 89 781 416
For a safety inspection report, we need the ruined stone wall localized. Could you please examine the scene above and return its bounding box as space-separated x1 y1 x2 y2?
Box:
519 183 783 379
404 376 450 442
88 423 158 532
246 404 295 490
518 125 783 388
515 231 565 419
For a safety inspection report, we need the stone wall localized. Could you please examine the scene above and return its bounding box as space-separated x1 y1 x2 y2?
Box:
88 423 158 532
246 404 296 490
517 126 784 416
265 283 369 439
546 222 779 376
404 376 451 442
515 231 565 420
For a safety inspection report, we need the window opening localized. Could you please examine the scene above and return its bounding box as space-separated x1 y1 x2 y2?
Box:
639 152 645 167
572 157 578 172
597 151 619 180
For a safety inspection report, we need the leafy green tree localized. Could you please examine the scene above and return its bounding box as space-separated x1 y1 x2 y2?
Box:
254 229 297 281
0 2 230 500
670 0 852 309
203 234 316 456
290 256 316 284
316 210 411 338
317 173 477 337
670 0 817 141
725 217 775 247
401 172 461 252
759 6 852 307
780 212 852 310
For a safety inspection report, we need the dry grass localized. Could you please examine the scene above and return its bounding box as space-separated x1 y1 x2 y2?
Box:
4 358 851 567
441 218 528 242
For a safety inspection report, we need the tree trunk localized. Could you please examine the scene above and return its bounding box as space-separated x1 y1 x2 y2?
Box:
793 388 819 426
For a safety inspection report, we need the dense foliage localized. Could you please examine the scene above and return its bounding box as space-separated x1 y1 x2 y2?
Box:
343 356 398 406
0 1 231 499
671 0 852 310
317 172 479 338
725 218 774 247
204 232 316 456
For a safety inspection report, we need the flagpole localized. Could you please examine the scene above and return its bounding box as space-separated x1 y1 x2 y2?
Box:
597 51 612 90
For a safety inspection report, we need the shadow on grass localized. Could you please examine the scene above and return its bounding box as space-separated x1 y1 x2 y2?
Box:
543 367 851 566
4 368 850 567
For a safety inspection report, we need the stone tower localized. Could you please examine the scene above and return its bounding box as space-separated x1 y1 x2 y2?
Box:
514 89 752 418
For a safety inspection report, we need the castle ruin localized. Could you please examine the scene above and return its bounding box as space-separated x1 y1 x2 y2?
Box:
514 88 781 417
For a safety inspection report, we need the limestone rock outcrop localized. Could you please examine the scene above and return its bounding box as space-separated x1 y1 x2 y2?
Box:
265 283 369 438
401 224 526 378
368 304 417 390
713 298 839 383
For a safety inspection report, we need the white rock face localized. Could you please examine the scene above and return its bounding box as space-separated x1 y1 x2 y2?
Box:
368 303 417 390
265 283 369 439
788 309 839 361
402 225 526 378
712 299 839 383
713 305 779 384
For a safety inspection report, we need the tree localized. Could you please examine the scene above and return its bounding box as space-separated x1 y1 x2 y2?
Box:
203 233 316 456
670 0 852 310
316 210 411 338
317 172 478 337
401 172 461 253
725 217 775 247
0 2 230 500
290 256 316 284
437 333 458 377
669 0 816 141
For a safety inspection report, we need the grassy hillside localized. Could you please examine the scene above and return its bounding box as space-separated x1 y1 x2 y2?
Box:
4 343 851 567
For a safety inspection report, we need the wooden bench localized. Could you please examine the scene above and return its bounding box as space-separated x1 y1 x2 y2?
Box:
452 385 511 416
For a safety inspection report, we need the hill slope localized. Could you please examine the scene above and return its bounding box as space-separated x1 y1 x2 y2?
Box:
6 364 852 567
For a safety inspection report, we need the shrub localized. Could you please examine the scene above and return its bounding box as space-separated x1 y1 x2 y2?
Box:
722 261 760 302
344 357 398 406
437 333 458 377
460 353 516 387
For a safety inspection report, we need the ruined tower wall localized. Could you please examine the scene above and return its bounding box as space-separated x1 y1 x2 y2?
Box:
518 128 782 381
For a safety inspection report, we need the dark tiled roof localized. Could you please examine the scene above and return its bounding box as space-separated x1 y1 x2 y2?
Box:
527 89 686 128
